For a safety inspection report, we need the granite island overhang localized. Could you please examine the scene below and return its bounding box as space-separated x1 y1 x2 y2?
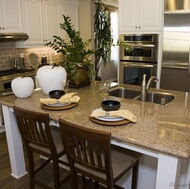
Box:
0 83 190 189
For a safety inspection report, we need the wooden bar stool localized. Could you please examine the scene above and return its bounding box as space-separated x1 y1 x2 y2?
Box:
13 106 70 189
59 118 141 189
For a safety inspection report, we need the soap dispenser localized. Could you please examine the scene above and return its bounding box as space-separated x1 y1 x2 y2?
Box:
141 74 147 102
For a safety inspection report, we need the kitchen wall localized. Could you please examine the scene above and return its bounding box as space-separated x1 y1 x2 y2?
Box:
0 41 63 71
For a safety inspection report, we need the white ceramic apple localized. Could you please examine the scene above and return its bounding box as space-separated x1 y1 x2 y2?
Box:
36 65 67 95
11 76 34 98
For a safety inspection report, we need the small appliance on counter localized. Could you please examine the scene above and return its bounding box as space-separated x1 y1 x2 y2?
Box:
12 57 24 70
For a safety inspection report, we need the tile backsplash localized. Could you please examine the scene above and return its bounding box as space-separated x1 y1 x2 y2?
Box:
0 41 63 70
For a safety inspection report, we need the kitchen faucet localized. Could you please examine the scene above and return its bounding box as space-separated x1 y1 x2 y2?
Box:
141 75 158 102
146 76 158 91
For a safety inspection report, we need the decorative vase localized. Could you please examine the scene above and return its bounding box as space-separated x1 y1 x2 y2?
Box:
11 76 34 98
37 65 67 95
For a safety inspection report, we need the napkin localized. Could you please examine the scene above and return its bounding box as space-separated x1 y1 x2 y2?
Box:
40 92 80 105
90 109 137 123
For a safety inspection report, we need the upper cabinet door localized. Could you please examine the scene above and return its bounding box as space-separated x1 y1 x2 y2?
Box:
118 0 138 32
118 0 164 33
19 0 79 47
61 4 78 40
23 0 44 45
0 0 23 32
139 0 163 32
43 1 61 42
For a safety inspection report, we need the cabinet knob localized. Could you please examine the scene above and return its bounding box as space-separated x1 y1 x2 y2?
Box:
135 26 137 28
2 27 5 30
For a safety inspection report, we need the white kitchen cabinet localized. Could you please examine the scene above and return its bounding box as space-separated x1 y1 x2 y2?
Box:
0 0 23 32
22 0 44 45
118 0 164 33
20 0 78 47
42 0 61 43
22 0 61 46
61 3 78 41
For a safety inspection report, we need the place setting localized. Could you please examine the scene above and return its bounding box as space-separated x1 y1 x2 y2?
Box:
90 82 137 126
40 90 80 110
90 99 137 126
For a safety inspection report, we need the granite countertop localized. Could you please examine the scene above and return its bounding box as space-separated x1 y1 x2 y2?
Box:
0 82 190 158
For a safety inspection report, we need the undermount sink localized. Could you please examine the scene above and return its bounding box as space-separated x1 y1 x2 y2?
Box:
109 87 175 105
137 91 174 105
109 87 141 99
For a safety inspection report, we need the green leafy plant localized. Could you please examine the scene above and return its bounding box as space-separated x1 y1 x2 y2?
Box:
94 0 130 80
45 15 97 80
94 0 113 80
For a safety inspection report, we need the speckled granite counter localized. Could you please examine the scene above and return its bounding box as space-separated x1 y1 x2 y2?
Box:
0 83 190 159
2 82 190 189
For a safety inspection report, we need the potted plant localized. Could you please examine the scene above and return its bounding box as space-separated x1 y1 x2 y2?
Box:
94 0 113 81
45 15 97 88
94 1 130 81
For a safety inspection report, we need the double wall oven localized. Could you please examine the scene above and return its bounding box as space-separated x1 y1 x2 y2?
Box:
118 34 158 86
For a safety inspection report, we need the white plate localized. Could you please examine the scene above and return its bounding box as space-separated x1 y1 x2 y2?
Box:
96 116 124 122
46 103 70 107
93 108 125 122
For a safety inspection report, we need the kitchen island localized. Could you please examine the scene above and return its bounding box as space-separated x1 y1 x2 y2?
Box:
0 82 190 189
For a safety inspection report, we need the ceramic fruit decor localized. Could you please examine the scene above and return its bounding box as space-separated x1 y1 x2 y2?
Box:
37 65 67 95
11 76 34 98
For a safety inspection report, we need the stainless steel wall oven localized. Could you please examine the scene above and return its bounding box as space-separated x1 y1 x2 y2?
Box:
119 34 158 86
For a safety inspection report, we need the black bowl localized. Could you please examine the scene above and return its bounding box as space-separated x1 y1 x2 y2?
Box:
101 100 121 111
49 90 65 99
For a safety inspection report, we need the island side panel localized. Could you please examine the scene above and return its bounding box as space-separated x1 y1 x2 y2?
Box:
2 105 27 178
156 154 181 189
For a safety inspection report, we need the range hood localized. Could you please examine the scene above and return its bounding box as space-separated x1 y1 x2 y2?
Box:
165 0 190 13
0 33 29 40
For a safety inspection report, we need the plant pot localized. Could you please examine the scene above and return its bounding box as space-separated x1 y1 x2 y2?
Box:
95 76 102 81
68 66 90 88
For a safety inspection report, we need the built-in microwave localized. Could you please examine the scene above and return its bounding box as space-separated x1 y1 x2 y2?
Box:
119 34 158 63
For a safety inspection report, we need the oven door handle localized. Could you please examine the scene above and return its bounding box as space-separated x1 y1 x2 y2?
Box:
124 44 156 48
122 62 154 68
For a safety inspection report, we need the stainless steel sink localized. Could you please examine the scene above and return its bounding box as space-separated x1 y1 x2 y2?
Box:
109 87 174 105
109 87 141 99
137 91 175 105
